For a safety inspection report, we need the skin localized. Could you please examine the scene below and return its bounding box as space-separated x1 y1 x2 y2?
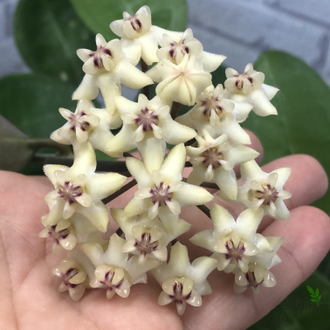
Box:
0 132 329 330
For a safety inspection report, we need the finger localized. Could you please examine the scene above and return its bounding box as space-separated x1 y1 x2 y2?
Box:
182 205 330 330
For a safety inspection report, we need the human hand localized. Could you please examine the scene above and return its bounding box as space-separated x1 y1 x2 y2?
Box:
0 133 329 330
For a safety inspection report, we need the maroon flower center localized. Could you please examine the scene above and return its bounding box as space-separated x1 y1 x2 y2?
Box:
129 17 142 31
245 270 263 288
169 281 192 304
254 183 278 205
62 268 80 288
58 181 83 204
68 111 90 132
48 225 69 244
100 270 123 292
135 108 159 131
149 182 172 206
134 233 158 256
89 46 112 68
169 39 190 59
201 148 224 169
234 72 253 90
225 239 245 261
201 97 223 118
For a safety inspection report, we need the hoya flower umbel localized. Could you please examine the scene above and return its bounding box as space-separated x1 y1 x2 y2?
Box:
52 259 88 301
124 144 213 219
187 130 258 199
238 160 292 219
190 204 264 273
152 242 216 315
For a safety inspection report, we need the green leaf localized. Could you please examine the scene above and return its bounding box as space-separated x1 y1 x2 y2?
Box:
306 286 314 295
310 299 317 302
240 51 330 216
14 0 95 85
317 295 322 301
0 74 75 137
315 288 319 298
248 271 330 330
70 0 188 41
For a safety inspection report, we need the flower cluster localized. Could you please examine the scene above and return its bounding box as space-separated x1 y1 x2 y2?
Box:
40 5 290 315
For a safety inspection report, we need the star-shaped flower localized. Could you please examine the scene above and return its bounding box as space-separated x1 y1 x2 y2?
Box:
50 100 119 154
44 142 127 232
147 54 212 106
152 242 217 315
106 94 196 167
111 209 191 264
238 160 292 219
73 33 153 114
187 130 259 199
224 63 279 118
234 236 283 294
110 5 179 65
39 212 102 252
81 234 159 299
157 28 226 72
190 204 264 273
124 143 213 219
52 249 95 301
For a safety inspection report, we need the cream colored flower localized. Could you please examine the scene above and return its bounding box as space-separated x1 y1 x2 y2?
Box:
110 5 179 65
111 209 190 264
44 142 127 232
39 212 102 252
234 236 283 294
147 54 212 106
106 94 196 161
52 259 87 301
50 100 119 153
187 130 259 199
176 86 252 145
224 63 279 117
238 160 292 219
73 33 153 114
124 143 213 219
81 234 159 299
157 28 226 72
190 204 264 273
152 242 216 315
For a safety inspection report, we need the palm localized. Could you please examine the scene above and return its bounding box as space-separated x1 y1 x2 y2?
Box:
1 152 330 330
